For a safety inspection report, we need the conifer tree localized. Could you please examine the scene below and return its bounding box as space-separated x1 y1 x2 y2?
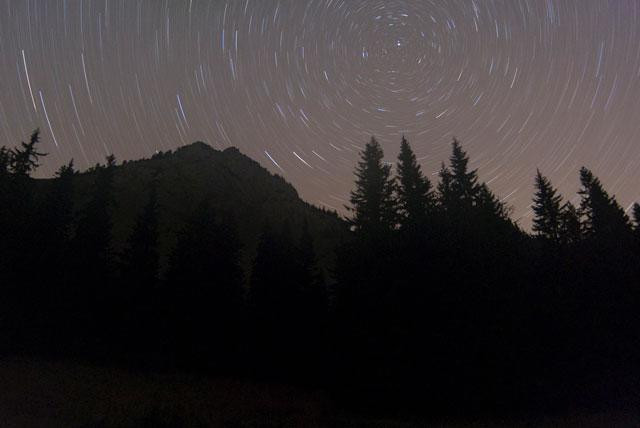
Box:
449 138 479 209
633 203 640 237
249 221 302 373
166 200 243 363
559 201 582 245
68 155 117 347
577 167 630 239
437 162 454 212
73 155 117 281
297 220 327 323
295 220 327 372
0 130 46 349
348 137 397 234
476 182 510 221
121 184 160 291
31 160 76 346
396 136 434 229
37 160 76 270
9 129 45 177
532 170 563 242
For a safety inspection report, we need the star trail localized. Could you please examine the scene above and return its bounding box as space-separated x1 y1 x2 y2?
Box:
2 0 640 226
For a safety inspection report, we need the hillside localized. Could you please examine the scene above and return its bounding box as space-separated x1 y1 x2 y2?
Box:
53 142 346 276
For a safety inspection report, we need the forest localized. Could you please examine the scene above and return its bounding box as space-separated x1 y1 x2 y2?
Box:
1 130 639 417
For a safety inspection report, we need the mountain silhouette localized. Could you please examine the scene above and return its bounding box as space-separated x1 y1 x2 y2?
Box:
40 142 345 275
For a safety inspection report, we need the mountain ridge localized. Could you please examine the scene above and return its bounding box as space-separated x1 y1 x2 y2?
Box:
46 141 346 276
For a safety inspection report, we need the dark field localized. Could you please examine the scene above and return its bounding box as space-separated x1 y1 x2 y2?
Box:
0 358 637 428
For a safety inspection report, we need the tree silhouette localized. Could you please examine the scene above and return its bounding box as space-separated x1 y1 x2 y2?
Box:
248 221 304 375
475 182 510 221
559 201 582 245
33 160 77 350
118 183 161 356
396 136 434 230
348 136 396 234
632 203 640 244
9 129 45 177
165 199 244 367
69 155 117 350
578 167 631 239
121 184 160 292
436 162 454 212
448 138 479 211
0 130 46 351
1 134 640 417
532 170 563 243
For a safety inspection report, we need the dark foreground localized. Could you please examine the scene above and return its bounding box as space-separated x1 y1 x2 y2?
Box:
0 358 637 428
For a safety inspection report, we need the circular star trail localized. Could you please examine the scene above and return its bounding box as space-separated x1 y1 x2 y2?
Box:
2 0 640 226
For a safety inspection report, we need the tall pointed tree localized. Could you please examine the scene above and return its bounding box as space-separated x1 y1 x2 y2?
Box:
68 155 117 347
559 201 582 245
437 162 454 212
348 137 397 234
121 184 160 291
476 182 510 221
166 199 244 363
449 138 479 209
396 136 434 229
73 155 117 282
9 129 46 177
577 167 630 239
532 170 563 242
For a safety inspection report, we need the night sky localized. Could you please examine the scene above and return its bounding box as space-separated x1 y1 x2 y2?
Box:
2 0 640 226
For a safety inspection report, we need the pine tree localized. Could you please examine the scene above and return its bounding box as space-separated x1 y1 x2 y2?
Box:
295 220 327 375
0 130 46 350
121 184 160 291
9 129 46 177
437 162 454 211
249 220 302 373
532 170 563 242
633 203 640 238
166 200 244 364
559 202 582 245
578 167 630 239
348 137 397 234
31 160 76 348
449 138 479 209
396 136 434 229
68 155 117 348
73 156 117 282
297 219 327 323
476 182 510 221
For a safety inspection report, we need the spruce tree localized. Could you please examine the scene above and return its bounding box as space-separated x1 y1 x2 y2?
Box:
437 162 454 211
0 130 46 350
532 170 563 242
348 137 397 234
69 155 117 348
559 202 582 245
121 184 160 291
249 221 301 374
449 138 479 209
633 203 640 240
166 200 243 364
9 129 45 177
578 167 630 239
476 182 509 221
396 136 434 229
73 155 117 282
32 160 76 347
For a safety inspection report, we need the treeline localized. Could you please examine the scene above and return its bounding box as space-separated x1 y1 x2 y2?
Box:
1 130 640 416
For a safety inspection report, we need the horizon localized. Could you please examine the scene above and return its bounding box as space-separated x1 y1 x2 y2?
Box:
2 1 640 229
